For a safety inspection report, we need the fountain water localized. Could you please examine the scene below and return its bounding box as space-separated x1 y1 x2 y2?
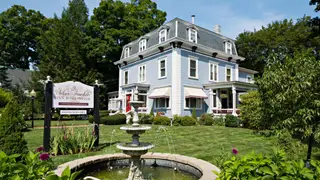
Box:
116 87 154 180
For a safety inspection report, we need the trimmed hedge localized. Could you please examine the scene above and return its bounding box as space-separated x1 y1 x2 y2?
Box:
153 116 170 125
100 114 126 125
180 116 198 126
225 114 238 127
199 114 214 126
213 116 225 126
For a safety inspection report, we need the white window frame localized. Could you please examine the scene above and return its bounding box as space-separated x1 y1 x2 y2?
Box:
124 47 130 58
139 39 147 52
159 29 167 43
225 66 233 82
138 90 148 108
185 97 202 109
209 62 219 82
188 28 197 43
225 42 232 54
158 58 167 79
155 98 170 109
138 65 146 83
124 70 129 85
188 56 198 79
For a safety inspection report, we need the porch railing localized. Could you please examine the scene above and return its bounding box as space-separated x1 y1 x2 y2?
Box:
212 109 240 115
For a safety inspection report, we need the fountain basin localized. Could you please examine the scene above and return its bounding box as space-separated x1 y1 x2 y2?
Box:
54 153 220 180
120 125 151 134
117 142 154 156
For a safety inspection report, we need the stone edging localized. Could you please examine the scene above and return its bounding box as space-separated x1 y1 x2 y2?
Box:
54 152 220 180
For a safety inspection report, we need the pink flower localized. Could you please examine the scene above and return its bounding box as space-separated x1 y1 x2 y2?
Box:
36 146 44 152
40 153 50 161
232 148 238 155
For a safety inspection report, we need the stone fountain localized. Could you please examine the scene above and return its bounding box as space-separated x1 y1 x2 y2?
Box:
116 87 154 180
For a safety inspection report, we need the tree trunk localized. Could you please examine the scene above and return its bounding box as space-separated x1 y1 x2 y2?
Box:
306 126 315 168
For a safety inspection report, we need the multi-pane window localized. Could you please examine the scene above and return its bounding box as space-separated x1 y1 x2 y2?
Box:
225 42 232 54
138 90 147 107
138 65 146 82
124 71 129 85
189 29 197 43
159 59 166 78
159 29 167 43
189 58 198 78
139 39 146 52
186 98 202 109
247 75 253 83
226 67 232 81
209 63 218 81
124 47 130 58
155 98 169 108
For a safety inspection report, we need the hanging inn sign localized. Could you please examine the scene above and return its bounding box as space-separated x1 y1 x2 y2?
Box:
53 81 94 108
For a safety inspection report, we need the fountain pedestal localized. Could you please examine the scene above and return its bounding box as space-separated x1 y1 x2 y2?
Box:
116 88 154 180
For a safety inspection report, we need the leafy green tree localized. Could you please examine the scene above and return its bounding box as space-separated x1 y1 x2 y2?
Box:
236 17 319 73
239 90 265 130
0 5 46 69
257 50 320 163
85 0 166 92
310 0 320 11
35 0 98 84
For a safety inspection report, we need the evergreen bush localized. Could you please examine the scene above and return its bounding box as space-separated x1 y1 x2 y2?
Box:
173 114 182 126
199 114 214 126
191 108 197 119
225 114 238 127
0 100 28 155
213 116 225 126
153 116 170 125
138 113 153 124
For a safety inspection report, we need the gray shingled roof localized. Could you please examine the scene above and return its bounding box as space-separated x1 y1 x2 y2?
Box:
120 18 237 59
7 68 32 86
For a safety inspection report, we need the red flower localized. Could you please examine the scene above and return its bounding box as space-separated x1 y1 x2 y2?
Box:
36 146 44 152
232 148 238 155
40 153 50 161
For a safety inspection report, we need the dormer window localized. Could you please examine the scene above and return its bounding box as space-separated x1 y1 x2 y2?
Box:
189 29 197 43
159 29 167 43
124 47 130 58
225 42 232 54
139 39 147 52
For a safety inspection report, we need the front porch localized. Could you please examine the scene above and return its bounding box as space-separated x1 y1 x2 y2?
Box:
204 81 257 116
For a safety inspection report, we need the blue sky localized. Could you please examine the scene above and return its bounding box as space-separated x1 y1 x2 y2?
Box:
0 0 318 39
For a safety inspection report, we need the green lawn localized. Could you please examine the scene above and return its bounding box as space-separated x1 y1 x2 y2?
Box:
26 120 90 127
24 125 320 168
25 125 288 167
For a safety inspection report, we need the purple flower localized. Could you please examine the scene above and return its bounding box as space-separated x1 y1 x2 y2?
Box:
36 146 44 152
40 153 50 161
232 148 238 155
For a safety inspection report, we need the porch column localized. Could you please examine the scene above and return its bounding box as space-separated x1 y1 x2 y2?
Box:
217 89 221 109
232 85 237 116
208 89 213 113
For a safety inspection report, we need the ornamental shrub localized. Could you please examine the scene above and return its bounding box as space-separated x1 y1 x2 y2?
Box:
199 114 214 126
100 114 126 125
153 116 170 125
0 100 28 155
225 114 238 127
213 116 225 126
180 116 198 126
139 113 153 124
191 108 197 119
216 149 320 179
173 114 182 126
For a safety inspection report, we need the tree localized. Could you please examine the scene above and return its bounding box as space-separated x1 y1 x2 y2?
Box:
239 90 265 130
310 0 320 11
85 0 166 92
35 0 99 84
236 17 319 73
0 5 46 69
257 50 320 164
0 67 11 89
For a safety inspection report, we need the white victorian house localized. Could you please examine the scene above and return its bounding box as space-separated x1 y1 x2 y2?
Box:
108 16 257 117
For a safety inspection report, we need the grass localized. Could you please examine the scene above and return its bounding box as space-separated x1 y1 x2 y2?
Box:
24 125 284 167
26 120 90 127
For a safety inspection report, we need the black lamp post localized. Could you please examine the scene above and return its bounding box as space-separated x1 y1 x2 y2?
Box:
30 89 36 129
